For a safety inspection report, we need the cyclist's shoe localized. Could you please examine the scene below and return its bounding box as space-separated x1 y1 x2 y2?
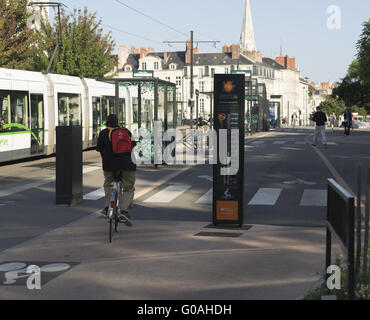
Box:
118 212 133 227
101 207 108 216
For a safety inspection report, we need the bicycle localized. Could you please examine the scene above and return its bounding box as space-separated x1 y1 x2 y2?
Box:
107 171 132 243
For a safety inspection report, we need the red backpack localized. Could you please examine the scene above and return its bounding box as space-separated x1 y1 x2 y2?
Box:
108 127 133 154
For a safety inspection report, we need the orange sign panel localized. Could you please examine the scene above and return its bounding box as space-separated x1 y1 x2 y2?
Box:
216 201 239 221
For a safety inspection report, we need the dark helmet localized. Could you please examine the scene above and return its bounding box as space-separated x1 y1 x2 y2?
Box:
106 114 119 127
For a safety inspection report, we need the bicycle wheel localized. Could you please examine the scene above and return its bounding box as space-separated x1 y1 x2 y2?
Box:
109 217 114 243
114 207 119 233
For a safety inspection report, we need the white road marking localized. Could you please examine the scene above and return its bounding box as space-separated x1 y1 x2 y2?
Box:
248 188 282 206
0 166 101 199
326 142 337 145
196 188 213 204
83 188 105 201
273 141 286 145
83 166 101 174
251 141 265 145
144 185 191 203
295 142 307 145
300 190 327 207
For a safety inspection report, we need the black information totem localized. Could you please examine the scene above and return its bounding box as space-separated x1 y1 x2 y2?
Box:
56 126 83 206
213 74 245 226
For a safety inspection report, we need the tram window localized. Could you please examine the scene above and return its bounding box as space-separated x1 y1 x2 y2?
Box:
0 91 11 132
167 90 174 128
102 96 115 124
92 96 101 126
157 87 165 123
11 91 28 130
132 97 138 124
141 99 153 130
58 93 82 126
118 98 126 125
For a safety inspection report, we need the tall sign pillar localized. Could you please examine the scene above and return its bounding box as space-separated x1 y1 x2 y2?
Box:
213 74 245 227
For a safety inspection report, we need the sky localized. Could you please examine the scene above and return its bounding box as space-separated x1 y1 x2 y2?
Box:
57 0 370 84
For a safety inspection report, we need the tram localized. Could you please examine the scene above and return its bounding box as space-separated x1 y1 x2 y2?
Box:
0 68 176 164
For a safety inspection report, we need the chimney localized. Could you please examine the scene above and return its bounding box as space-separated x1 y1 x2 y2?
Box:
163 51 169 64
186 40 191 64
275 55 296 71
140 48 148 59
230 44 240 60
222 45 230 53
148 47 155 54
118 45 128 69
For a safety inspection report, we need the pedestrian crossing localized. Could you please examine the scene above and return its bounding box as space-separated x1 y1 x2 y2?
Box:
84 185 328 207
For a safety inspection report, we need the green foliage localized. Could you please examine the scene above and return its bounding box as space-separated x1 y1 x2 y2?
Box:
30 7 117 78
357 20 370 86
319 96 346 118
0 0 38 69
334 20 370 114
304 247 370 300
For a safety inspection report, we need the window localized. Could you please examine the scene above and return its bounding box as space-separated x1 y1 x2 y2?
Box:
211 68 215 77
170 64 177 70
11 91 28 128
184 67 188 77
132 97 138 123
0 91 11 132
102 96 115 124
118 98 126 125
125 66 131 72
0 90 29 133
165 76 171 82
176 92 182 102
176 76 181 86
205 66 209 77
199 81 204 93
199 68 204 78
225 68 229 74
154 62 159 70
58 93 81 126
200 98 205 114
142 62 147 70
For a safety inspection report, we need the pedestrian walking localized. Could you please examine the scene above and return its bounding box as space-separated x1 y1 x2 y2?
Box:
343 108 353 136
312 107 328 148
291 113 298 128
329 113 336 131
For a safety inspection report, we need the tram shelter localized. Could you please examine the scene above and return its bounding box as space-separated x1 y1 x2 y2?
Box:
101 78 177 134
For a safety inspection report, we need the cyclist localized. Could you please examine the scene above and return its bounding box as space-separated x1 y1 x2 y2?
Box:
96 114 136 225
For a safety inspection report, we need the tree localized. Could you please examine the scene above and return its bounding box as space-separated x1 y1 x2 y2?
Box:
357 20 370 86
31 7 117 78
319 96 346 118
0 0 38 69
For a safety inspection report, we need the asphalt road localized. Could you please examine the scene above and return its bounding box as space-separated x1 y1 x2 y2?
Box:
0 128 369 254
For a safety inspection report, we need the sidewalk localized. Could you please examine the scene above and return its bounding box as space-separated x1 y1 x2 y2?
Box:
0 207 328 300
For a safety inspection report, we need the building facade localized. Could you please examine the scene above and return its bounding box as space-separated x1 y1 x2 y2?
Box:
116 0 312 126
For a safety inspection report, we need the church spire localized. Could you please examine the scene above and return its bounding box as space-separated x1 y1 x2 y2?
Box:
240 0 257 52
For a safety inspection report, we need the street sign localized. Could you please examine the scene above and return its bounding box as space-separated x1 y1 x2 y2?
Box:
232 70 251 78
213 74 245 226
133 70 154 78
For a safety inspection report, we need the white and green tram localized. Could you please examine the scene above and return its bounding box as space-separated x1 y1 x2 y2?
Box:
0 68 126 163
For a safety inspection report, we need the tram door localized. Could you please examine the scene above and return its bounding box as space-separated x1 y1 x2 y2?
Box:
30 94 44 154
